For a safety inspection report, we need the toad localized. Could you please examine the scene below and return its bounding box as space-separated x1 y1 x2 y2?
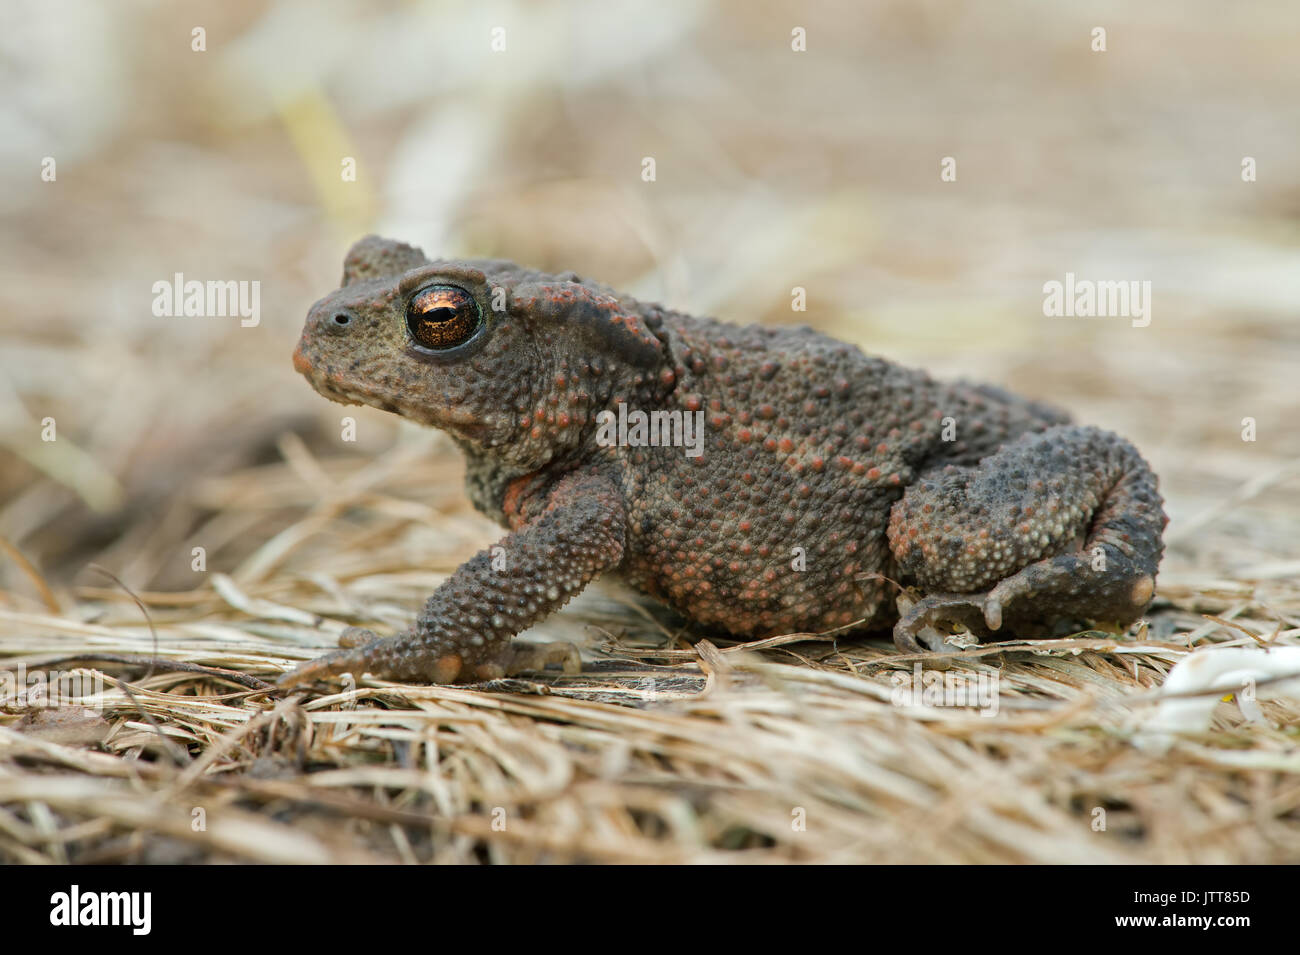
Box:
278 236 1166 687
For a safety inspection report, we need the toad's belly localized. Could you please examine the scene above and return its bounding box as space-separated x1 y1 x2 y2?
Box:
617 523 897 637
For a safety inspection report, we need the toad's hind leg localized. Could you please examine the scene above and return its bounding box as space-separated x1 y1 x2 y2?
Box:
887 425 1166 651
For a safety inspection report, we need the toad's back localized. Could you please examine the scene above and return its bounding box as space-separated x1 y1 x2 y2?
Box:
613 313 1072 635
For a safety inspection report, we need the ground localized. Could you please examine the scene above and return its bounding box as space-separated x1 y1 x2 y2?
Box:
2 430 1297 863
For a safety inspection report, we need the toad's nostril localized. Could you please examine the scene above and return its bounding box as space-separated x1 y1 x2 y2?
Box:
332 312 352 326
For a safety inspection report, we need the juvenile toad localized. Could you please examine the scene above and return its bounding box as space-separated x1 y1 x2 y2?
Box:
279 236 1166 687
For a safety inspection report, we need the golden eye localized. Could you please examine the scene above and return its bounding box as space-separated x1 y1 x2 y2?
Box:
406 285 482 350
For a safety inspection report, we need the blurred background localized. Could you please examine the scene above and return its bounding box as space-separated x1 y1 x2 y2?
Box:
1 0 1297 607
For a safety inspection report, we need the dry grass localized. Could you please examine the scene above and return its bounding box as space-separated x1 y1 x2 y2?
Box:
2 430 1298 864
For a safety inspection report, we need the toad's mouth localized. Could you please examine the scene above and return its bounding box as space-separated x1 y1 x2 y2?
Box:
296 351 486 437
309 372 401 416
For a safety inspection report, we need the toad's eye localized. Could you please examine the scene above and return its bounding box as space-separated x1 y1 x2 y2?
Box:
406 285 482 350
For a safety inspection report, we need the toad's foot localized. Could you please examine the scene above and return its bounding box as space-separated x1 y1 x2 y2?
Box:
277 629 582 689
277 627 503 688
893 592 993 654
893 558 1157 654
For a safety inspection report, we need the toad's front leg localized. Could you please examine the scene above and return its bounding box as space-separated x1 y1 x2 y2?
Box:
277 471 625 688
